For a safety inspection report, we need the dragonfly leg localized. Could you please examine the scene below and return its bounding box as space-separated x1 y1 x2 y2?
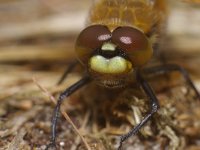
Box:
46 76 90 150
118 72 159 150
57 61 78 85
143 64 200 99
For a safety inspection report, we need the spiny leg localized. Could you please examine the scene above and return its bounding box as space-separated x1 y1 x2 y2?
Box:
57 61 78 85
46 76 90 150
118 72 159 150
143 64 200 99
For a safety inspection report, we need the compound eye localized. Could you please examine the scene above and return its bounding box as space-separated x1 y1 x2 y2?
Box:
75 25 111 64
112 26 148 52
112 26 152 66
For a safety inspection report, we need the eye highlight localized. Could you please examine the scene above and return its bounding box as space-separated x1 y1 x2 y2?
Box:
75 25 111 64
111 26 153 66
112 26 148 52
120 36 132 44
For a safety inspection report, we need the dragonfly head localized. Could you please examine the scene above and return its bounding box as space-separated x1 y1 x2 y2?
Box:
75 25 153 88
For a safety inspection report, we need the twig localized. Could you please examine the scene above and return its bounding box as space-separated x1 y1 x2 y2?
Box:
32 77 91 150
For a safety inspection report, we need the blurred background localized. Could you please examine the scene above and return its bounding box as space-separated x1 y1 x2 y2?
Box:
0 0 200 64
0 0 91 64
0 0 200 149
0 0 199 96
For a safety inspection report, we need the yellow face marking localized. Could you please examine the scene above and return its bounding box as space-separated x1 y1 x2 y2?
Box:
101 42 117 51
89 55 133 74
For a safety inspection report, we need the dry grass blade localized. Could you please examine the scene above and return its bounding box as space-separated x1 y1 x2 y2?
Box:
32 77 91 150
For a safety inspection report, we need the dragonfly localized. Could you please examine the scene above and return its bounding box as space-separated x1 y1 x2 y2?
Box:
46 0 200 149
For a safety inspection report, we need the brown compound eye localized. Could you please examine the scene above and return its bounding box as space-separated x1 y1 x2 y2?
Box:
75 25 111 64
112 26 153 66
